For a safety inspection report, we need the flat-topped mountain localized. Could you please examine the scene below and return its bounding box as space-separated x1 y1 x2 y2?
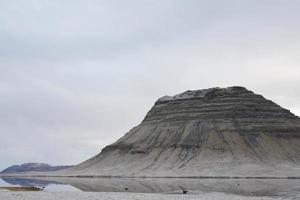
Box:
1 163 72 174
61 86 300 177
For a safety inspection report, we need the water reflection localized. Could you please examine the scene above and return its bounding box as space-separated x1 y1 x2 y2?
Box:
1 177 79 192
1 177 300 197
2 177 59 187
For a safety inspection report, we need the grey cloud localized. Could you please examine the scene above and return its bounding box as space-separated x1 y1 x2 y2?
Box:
0 0 300 170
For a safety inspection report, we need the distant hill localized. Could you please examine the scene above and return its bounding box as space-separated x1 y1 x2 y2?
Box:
0 163 73 174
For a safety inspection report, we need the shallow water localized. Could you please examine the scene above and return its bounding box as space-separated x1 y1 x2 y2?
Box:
0 178 10 186
1 177 300 198
0 177 79 191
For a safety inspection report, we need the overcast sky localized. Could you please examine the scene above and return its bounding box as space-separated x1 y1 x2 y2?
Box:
0 0 300 171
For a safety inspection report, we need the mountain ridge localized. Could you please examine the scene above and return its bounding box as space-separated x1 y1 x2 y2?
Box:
0 163 73 174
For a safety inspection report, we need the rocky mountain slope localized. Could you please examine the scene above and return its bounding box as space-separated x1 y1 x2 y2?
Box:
1 163 72 174
61 86 300 177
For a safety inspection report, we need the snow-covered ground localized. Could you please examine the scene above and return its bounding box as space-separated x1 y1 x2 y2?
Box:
0 190 289 200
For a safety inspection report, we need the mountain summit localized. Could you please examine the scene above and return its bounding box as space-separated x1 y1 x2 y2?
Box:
62 86 300 177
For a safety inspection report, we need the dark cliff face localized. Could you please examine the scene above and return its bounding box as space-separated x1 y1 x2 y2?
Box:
67 87 300 176
144 86 298 123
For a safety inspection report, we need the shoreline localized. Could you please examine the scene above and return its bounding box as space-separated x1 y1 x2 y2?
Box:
1 174 300 179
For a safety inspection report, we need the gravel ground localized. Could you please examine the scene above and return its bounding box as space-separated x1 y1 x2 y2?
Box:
0 190 290 200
